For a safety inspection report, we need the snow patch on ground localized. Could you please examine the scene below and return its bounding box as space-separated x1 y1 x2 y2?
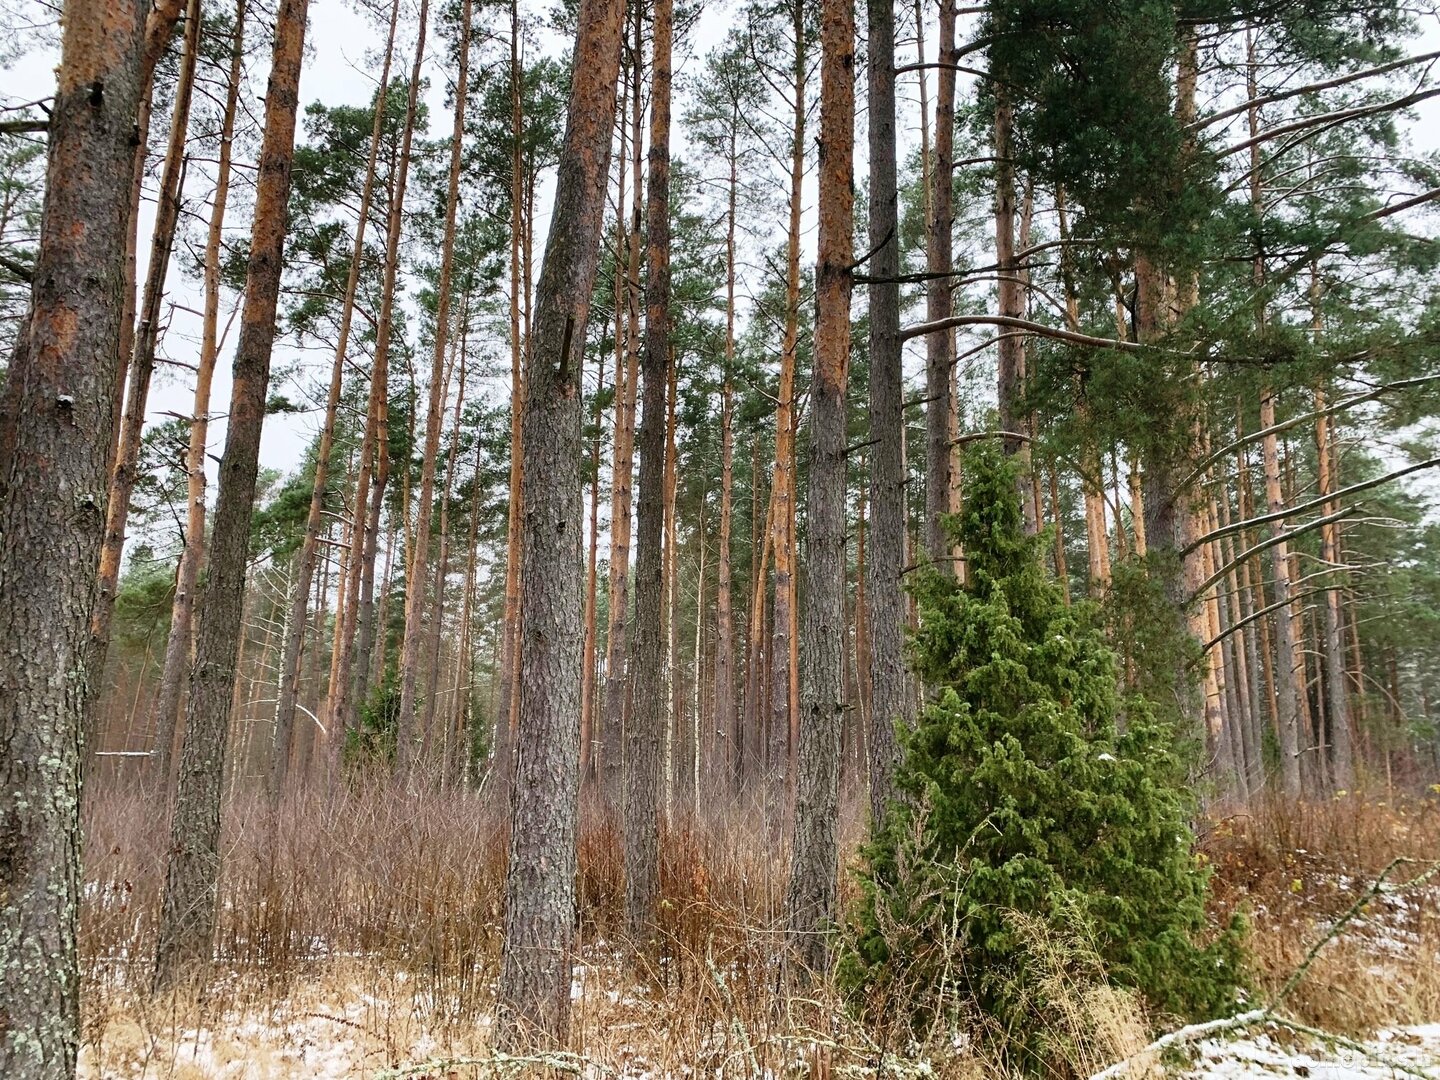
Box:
1181 1024 1440 1079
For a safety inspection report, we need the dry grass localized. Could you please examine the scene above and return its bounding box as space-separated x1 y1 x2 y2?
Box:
1203 791 1440 1035
77 782 1440 1077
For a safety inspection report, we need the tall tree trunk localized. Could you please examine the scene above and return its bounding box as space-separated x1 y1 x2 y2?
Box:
786 0 853 975
0 0 147 1072
579 327 607 782
152 0 309 989
995 86 1032 525
923 0 956 560
600 22 645 794
273 0 400 793
662 353 680 814
711 115 737 789
395 0 467 778
351 17 428 724
152 0 248 792
492 0 527 787
87 0 202 741
1312 284 1354 790
770 0 807 803
424 302 469 764
864 0 911 827
1259 390 1304 796
625 0 672 937
498 0 625 1042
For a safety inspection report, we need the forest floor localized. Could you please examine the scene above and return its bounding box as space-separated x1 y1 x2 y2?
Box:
75 788 1440 1078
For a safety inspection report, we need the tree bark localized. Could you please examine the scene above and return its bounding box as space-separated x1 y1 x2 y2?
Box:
86 0 202 744
923 0 956 560
498 0 624 1043
0 1 147 1073
152 0 309 990
625 0 672 937
864 0 911 828
786 0 853 975
151 0 248 793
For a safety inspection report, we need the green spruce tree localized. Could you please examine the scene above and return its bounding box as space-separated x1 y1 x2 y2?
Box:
841 443 1241 1070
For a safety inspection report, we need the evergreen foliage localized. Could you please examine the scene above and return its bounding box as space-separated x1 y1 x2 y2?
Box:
840 445 1242 1070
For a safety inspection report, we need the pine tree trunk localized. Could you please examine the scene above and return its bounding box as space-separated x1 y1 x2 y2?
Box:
395 0 466 778
786 0 853 975
151 0 248 792
87 0 202 743
579 333 607 782
864 0 911 827
1314 376 1354 789
1258 390 1303 796
423 310 468 765
625 0 672 936
770 0 806 804
492 0 527 788
662 353 680 814
152 0 310 989
498 0 625 1042
351 22 427 726
995 88 1031 519
0 1 147 1072
711 121 737 788
599 20 645 795
272 0 399 794
923 0 956 561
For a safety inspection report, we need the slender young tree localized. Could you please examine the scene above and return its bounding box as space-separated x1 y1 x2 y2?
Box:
493 0 527 781
498 0 625 1043
152 0 250 789
153 0 311 989
272 0 402 793
350 0 429 727
770 0 808 801
0 0 148 1073
786 0 853 976
395 0 471 777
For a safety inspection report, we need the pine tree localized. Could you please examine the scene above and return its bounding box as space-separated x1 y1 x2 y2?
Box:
841 444 1241 1071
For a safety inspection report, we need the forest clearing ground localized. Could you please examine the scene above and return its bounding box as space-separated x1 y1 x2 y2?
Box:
75 788 1440 1078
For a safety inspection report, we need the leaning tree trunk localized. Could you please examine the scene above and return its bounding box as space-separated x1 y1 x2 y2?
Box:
864 0 912 828
395 0 468 779
497 0 625 1044
625 0 672 939
152 0 310 990
151 0 249 792
0 0 147 1073
786 0 854 976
